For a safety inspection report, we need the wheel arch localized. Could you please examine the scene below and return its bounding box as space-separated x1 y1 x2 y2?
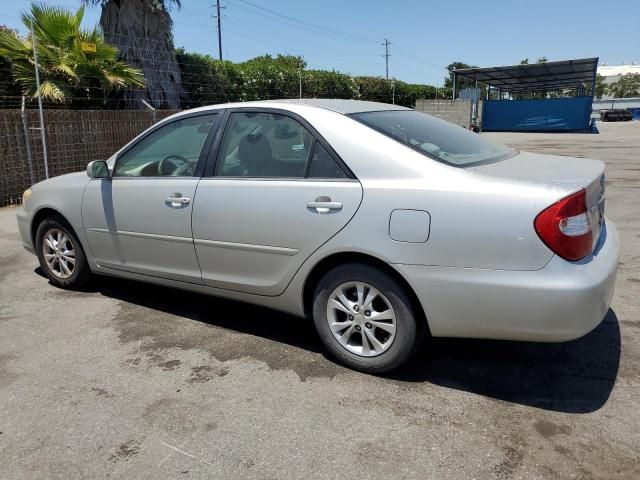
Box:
31 207 73 247
302 252 430 334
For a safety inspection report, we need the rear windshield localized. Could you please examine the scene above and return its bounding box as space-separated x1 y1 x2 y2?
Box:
350 110 515 167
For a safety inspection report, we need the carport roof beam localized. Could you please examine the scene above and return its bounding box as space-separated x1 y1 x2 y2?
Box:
453 58 598 94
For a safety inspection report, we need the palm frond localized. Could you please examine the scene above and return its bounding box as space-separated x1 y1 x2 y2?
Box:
36 79 65 101
1 1 145 104
0 28 31 58
52 62 78 79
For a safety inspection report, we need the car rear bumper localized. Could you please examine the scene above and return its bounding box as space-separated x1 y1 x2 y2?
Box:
394 220 619 342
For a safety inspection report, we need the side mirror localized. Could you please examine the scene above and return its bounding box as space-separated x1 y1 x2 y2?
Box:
87 160 110 179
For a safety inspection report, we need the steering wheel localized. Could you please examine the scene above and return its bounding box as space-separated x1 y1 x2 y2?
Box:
158 154 190 176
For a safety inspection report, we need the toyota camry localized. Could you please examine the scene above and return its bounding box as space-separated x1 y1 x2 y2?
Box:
17 99 619 373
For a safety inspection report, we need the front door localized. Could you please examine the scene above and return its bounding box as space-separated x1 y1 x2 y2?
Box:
82 112 220 283
192 110 363 295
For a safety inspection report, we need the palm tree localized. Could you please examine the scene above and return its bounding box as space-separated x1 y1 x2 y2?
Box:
82 0 185 109
0 3 144 105
0 27 24 108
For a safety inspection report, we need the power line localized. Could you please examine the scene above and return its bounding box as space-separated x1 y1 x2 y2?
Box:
220 14 377 61
233 0 378 44
222 27 382 66
29 0 383 69
17 0 444 84
390 43 445 70
231 2 345 40
229 2 441 80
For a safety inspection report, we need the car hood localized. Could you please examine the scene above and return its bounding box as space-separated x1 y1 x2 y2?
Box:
32 171 89 191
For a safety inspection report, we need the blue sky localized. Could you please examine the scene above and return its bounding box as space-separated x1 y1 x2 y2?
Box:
1 0 638 86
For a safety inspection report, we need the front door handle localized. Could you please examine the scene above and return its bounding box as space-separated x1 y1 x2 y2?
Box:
307 196 342 214
164 193 191 208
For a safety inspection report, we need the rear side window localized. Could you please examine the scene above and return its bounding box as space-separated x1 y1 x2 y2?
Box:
351 110 514 167
308 143 348 179
216 112 313 178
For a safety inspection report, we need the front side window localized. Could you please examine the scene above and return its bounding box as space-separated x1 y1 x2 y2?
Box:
114 114 217 177
351 110 515 167
216 112 313 178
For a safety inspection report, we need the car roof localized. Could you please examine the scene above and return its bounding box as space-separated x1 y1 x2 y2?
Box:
271 99 410 114
175 99 410 117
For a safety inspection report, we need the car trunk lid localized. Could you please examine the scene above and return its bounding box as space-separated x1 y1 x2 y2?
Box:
468 151 606 252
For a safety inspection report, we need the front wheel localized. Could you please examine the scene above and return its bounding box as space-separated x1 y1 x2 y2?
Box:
312 264 423 373
35 215 92 289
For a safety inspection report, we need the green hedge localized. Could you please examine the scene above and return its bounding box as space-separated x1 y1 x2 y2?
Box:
0 48 447 109
176 50 448 108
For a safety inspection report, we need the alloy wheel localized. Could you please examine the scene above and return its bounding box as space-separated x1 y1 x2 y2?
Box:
42 229 75 279
326 281 397 357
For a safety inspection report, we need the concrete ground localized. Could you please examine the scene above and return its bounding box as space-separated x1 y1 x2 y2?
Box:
1 122 639 480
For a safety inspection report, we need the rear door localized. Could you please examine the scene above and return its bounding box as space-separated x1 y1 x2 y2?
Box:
192 108 363 295
82 112 221 283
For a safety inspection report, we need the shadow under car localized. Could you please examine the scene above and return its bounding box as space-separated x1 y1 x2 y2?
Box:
41 268 620 414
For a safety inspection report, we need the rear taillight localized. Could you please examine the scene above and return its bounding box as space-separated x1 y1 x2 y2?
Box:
534 189 593 261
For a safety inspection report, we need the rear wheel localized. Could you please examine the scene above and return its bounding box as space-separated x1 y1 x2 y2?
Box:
312 264 423 373
35 216 91 289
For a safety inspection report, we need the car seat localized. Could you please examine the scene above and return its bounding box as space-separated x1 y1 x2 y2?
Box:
237 133 273 177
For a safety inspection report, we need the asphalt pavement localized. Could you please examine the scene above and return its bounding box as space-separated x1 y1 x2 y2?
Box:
1 121 639 479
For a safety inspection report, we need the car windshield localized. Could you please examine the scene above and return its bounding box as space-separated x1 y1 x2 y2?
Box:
350 110 515 166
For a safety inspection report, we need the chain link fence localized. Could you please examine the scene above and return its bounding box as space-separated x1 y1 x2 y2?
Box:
0 109 178 207
0 41 442 207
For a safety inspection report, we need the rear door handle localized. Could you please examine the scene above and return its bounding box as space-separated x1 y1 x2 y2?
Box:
164 193 191 208
307 196 342 214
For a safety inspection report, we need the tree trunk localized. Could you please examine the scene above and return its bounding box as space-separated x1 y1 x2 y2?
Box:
100 0 184 109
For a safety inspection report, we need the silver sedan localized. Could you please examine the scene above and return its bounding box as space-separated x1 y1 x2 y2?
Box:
17 99 619 373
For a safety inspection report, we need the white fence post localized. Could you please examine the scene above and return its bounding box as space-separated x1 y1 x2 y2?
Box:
31 19 49 179
20 96 35 185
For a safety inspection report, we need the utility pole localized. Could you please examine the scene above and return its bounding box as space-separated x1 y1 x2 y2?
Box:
215 0 223 60
381 38 390 79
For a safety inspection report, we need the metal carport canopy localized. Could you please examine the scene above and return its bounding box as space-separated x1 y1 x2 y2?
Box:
453 58 598 92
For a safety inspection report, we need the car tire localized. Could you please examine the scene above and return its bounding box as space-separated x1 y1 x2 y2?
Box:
35 215 92 290
312 263 424 373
